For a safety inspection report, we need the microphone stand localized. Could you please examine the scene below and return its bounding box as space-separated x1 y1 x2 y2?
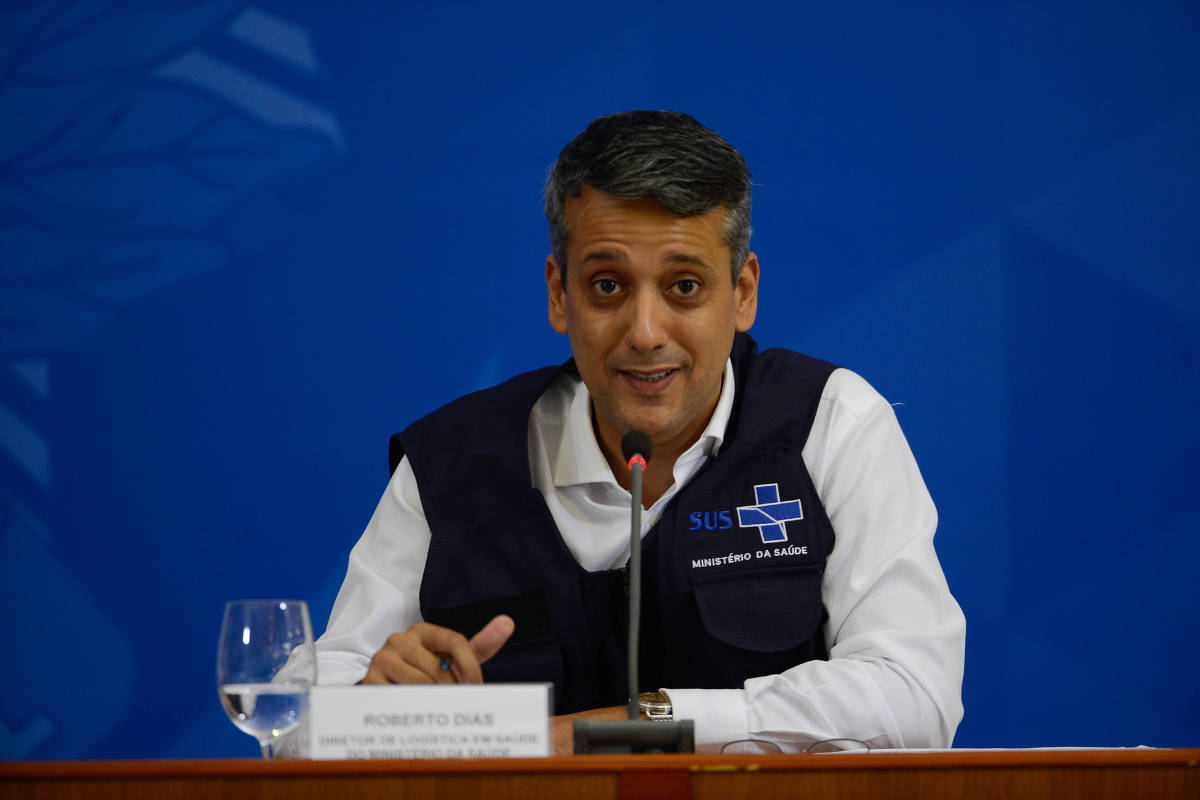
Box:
572 434 694 753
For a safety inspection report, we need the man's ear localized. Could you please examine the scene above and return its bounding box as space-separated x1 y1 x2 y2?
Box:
546 255 569 334
734 252 759 332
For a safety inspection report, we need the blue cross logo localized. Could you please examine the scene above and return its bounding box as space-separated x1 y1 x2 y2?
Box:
736 483 803 544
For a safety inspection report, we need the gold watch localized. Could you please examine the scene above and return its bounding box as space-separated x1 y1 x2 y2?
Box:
638 690 673 721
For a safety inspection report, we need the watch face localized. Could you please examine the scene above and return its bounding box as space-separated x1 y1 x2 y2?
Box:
638 691 672 713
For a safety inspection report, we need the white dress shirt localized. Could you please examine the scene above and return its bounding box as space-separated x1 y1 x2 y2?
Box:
298 360 965 752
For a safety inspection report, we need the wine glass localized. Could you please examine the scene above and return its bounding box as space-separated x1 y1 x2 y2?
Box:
216 599 315 759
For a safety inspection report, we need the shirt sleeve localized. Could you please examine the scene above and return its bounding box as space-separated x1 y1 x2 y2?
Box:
291 456 433 686
273 457 431 757
665 368 966 752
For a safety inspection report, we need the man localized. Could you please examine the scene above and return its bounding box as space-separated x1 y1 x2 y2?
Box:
299 111 965 753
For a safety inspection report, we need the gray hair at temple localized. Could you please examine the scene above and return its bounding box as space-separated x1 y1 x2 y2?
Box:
544 110 752 282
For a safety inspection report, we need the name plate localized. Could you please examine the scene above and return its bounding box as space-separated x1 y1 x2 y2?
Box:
308 684 551 759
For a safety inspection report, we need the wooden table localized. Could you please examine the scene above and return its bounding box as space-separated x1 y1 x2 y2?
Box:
3 748 1198 799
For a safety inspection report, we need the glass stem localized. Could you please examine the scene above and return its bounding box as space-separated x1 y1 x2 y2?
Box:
260 739 274 760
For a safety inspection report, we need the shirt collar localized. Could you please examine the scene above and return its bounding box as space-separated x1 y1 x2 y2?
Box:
552 359 736 488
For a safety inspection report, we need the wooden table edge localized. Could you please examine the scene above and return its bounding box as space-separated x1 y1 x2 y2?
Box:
2 748 1198 779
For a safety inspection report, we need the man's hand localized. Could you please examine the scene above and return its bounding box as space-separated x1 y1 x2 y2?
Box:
361 614 515 685
550 705 627 755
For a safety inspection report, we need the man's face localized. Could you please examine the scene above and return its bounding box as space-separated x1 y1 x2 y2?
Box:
546 185 758 462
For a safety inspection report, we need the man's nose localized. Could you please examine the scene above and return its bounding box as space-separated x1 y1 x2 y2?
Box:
623 288 670 352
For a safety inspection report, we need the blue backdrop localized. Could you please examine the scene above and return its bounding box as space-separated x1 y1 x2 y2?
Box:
1 1 1197 759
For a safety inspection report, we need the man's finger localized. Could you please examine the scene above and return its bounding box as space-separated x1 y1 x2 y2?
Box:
410 622 486 684
364 646 437 685
371 659 435 685
389 634 459 685
470 614 515 663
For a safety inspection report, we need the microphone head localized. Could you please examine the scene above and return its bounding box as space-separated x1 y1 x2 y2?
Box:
621 430 653 464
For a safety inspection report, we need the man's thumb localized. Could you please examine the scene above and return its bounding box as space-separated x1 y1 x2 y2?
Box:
470 614 515 663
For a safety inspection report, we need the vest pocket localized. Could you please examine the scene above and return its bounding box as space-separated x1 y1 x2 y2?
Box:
691 564 824 652
481 634 565 700
424 592 565 706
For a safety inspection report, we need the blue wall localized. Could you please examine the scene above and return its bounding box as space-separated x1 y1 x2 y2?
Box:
1 1 1196 758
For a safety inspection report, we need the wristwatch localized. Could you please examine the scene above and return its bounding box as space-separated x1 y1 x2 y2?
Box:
638 690 673 722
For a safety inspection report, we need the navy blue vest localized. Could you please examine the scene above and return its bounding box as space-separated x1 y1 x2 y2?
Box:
390 333 837 714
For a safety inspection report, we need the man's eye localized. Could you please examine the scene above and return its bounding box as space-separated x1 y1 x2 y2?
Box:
673 279 699 295
594 279 620 295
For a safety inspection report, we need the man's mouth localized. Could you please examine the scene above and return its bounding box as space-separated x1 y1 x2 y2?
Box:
618 368 678 394
623 369 676 382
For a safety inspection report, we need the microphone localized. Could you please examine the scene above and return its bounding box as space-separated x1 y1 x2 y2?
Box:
620 431 652 721
573 430 694 753
621 430 652 473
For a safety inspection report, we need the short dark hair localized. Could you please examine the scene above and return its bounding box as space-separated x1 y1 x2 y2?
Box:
544 110 752 282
